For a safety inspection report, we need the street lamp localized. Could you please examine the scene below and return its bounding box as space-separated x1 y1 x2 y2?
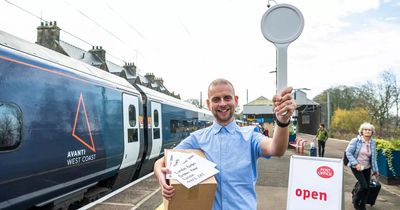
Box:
269 69 277 93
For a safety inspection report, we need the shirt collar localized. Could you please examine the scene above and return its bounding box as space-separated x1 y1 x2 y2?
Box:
358 135 372 143
211 120 239 135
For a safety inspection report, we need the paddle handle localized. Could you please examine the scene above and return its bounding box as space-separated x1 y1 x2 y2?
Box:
276 44 288 93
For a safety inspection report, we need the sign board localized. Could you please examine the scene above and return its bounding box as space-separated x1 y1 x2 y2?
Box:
286 155 343 210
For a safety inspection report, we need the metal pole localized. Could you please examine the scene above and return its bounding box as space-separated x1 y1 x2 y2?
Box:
327 91 330 130
200 91 202 108
246 89 248 104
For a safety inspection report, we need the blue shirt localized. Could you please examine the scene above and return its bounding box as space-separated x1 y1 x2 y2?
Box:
175 121 268 210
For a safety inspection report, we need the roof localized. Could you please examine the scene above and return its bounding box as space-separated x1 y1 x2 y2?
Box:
242 96 274 115
242 105 274 115
246 96 273 105
106 60 125 74
242 91 319 115
59 40 103 66
293 90 319 106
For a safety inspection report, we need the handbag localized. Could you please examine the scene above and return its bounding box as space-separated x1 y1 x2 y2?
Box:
343 151 349 166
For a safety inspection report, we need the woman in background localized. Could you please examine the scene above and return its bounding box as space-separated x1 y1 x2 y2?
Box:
345 122 380 210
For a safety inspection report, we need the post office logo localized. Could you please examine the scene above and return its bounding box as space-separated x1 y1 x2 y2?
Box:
316 166 334 178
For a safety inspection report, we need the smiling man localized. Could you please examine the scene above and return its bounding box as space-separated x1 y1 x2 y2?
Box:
154 78 296 210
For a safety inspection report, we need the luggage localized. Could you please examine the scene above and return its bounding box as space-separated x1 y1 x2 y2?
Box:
351 178 381 206
367 178 381 206
309 147 316 156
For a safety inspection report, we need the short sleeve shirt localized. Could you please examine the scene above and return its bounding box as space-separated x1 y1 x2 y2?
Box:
175 120 269 210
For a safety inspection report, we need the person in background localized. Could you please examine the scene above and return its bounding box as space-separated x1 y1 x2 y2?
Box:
263 126 269 137
153 78 296 210
315 123 328 157
345 122 380 210
257 124 264 134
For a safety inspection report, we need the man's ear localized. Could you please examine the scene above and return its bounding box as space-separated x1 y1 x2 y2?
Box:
206 99 211 109
234 95 239 105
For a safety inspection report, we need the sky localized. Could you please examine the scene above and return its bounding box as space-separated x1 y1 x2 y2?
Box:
1 0 400 109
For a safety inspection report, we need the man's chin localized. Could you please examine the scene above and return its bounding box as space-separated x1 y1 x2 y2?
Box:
216 116 233 123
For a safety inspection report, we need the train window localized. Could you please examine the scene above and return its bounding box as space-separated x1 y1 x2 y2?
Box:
128 128 138 142
153 109 159 127
170 120 180 134
0 102 22 151
129 105 136 127
153 128 160 139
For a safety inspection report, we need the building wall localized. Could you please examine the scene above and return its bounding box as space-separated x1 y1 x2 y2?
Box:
297 106 320 134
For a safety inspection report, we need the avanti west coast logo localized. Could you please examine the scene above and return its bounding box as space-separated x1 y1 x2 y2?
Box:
67 93 96 166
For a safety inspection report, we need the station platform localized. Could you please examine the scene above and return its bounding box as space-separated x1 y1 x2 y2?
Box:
86 133 400 210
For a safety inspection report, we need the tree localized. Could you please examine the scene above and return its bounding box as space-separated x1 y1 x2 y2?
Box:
359 70 397 136
313 85 367 127
331 108 371 138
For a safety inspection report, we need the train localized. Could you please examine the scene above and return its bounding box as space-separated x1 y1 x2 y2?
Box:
0 30 213 210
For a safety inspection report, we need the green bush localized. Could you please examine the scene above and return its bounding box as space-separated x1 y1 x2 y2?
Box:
331 108 371 134
376 139 400 176
376 139 400 151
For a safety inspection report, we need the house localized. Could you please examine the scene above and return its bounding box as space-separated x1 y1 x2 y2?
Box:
35 21 180 99
293 90 320 134
242 90 320 135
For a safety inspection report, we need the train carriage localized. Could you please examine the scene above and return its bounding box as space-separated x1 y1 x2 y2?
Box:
0 30 212 210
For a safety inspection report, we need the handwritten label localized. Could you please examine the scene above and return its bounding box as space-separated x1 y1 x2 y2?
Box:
167 152 219 188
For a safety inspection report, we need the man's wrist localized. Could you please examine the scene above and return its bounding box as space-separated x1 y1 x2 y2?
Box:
275 118 290 127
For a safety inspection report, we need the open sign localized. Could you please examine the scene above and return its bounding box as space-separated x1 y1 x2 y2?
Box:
287 156 343 210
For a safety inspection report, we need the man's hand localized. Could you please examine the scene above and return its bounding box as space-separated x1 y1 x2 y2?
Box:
154 158 175 199
272 87 296 122
260 87 296 157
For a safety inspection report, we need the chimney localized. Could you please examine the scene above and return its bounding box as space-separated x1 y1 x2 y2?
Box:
89 46 109 71
145 73 155 82
36 21 61 50
89 46 106 62
154 77 164 85
123 62 137 76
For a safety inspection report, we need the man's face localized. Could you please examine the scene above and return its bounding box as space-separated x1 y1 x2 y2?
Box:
206 83 238 126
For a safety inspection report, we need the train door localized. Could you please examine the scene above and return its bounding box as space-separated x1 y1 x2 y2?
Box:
120 94 140 169
149 101 162 159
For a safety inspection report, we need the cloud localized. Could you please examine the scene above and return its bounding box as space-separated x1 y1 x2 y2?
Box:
1 0 399 106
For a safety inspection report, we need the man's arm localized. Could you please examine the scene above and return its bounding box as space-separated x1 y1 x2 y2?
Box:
153 134 197 199
261 87 296 156
153 157 175 199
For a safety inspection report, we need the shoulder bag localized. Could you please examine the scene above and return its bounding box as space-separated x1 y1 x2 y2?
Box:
343 151 349 166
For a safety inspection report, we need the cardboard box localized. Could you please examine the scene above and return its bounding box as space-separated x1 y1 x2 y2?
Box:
163 149 217 210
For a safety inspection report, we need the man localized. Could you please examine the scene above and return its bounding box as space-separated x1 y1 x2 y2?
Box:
316 123 328 157
153 78 296 210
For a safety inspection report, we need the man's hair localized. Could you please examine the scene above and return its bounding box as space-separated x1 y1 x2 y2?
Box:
320 123 325 127
208 78 235 97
